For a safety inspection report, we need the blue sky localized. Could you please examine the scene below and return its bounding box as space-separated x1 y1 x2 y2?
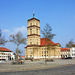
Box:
0 0 75 56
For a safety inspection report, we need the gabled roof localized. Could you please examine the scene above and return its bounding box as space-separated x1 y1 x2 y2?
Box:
0 47 12 52
40 38 60 46
61 48 70 51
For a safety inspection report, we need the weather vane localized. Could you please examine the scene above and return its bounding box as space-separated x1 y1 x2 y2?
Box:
33 11 35 18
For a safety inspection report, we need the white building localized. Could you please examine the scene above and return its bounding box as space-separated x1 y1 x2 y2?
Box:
0 47 16 61
70 47 75 58
61 48 70 58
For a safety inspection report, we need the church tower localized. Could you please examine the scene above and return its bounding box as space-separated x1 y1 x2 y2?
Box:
25 14 61 59
27 14 40 46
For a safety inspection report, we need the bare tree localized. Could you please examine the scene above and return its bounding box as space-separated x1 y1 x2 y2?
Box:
66 39 75 48
0 29 6 46
15 48 23 60
10 31 26 60
41 24 56 65
15 48 23 55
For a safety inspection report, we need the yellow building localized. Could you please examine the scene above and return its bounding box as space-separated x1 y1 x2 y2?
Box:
25 15 61 59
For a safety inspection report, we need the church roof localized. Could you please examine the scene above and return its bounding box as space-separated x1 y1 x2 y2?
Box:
40 38 60 46
28 18 40 21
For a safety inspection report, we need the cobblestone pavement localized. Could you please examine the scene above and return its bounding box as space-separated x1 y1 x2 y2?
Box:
0 59 75 72
0 64 75 75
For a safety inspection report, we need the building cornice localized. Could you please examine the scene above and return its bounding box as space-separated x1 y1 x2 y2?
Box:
27 25 40 28
25 45 57 48
27 34 41 37
25 45 41 48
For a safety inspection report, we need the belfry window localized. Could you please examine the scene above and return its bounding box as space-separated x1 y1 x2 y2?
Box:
30 23 32 26
30 29 32 34
36 23 38 26
36 29 38 34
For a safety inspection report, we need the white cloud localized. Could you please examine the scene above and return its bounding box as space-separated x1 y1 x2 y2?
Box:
2 26 27 35
13 26 27 34
3 29 10 33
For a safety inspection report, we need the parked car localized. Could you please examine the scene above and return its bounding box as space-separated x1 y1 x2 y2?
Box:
61 57 65 59
65 57 72 59
12 60 24 64
46 58 54 62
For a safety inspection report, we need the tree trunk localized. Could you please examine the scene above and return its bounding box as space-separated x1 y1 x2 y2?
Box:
17 45 19 60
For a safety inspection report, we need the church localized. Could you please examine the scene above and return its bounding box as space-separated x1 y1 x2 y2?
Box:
25 14 61 59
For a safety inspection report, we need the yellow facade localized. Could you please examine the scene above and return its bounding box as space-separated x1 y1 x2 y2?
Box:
25 16 61 59
25 45 61 59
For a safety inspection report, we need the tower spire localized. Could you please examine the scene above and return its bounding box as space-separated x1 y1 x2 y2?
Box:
33 11 35 18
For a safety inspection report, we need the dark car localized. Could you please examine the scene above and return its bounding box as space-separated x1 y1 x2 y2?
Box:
65 57 72 59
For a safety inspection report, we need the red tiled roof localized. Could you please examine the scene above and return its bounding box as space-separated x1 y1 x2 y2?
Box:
22 56 25 58
61 48 70 51
40 38 59 46
0 47 16 55
0 47 12 52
